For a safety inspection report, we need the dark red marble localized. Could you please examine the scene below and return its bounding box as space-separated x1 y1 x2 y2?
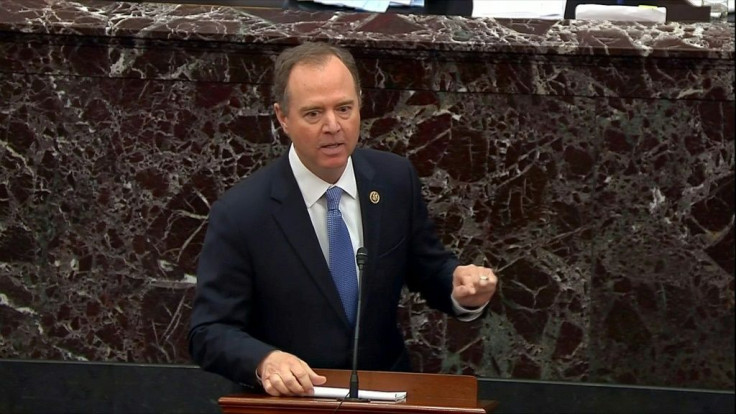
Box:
0 0 733 391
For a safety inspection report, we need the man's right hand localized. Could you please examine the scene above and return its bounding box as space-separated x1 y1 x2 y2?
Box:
257 350 327 397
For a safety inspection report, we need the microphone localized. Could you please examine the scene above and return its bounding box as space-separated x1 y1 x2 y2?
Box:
348 247 368 401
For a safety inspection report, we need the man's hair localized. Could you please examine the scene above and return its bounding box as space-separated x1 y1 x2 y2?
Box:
273 42 361 114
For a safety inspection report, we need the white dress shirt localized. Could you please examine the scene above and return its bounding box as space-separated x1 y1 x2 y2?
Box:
288 146 364 275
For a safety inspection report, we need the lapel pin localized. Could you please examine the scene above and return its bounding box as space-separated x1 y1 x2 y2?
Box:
369 191 380 204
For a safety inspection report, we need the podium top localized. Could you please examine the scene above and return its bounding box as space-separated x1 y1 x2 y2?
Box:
219 369 498 413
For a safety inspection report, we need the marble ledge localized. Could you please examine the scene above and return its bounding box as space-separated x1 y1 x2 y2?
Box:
0 0 733 60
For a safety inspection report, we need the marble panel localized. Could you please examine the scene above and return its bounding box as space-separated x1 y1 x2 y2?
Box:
587 97 734 388
0 0 733 391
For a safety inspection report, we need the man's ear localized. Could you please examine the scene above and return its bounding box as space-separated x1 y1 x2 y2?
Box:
274 103 288 135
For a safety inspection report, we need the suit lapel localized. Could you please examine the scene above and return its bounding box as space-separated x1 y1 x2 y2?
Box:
269 155 350 327
353 150 386 313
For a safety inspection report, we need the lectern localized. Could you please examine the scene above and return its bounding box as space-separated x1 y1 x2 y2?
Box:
218 369 497 413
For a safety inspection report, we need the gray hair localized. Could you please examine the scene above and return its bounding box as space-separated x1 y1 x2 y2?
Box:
273 42 361 113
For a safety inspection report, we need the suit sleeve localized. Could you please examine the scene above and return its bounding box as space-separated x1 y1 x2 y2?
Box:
188 199 276 387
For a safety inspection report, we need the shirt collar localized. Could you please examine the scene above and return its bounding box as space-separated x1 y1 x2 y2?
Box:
288 145 358 207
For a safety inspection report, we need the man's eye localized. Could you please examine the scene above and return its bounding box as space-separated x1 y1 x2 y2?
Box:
304 111 320 120
337 106 352 116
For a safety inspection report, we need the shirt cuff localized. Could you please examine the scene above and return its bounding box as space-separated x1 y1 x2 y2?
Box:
451 295 488 322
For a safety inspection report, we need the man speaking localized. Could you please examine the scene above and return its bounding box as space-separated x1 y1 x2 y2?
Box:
188 41 497 397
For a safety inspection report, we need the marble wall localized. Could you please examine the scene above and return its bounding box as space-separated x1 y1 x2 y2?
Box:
1 0 733 390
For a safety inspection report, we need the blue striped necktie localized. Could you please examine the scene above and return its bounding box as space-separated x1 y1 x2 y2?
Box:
325 186 358 326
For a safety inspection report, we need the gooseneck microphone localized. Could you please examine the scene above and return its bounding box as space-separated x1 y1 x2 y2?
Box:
348 247 368 401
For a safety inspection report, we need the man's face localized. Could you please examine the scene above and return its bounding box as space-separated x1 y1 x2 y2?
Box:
274 55 361 184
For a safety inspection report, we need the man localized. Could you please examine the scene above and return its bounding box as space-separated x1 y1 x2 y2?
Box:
188 42 497 397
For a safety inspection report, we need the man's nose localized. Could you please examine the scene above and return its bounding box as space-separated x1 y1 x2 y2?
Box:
322 111 341 133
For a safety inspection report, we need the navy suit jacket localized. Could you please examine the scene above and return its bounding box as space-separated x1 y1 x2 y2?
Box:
188 147 459 386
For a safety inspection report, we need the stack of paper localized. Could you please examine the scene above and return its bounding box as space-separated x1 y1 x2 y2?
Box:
686 0 735 12
472 0 565 19
312 386 407 401
299 0 424 13
575 5 667 23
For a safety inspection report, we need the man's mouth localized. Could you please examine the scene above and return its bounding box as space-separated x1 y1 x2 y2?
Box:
321 143 343 149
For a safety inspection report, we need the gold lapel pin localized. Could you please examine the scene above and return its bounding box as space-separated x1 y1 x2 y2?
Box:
369 191 380 204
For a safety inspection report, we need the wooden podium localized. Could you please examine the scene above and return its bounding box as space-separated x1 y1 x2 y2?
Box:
218 369 498 413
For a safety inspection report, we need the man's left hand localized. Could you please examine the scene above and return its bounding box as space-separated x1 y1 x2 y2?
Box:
451 264 497 309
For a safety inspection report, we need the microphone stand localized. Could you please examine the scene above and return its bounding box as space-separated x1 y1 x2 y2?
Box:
347 247 368 402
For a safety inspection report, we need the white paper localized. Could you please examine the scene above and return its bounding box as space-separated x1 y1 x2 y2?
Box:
575 5 666 23
390 0 425 7
688 0 734 12
310 0 391 12
312 386 407 401
361 0 391 12
472 0 565 19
